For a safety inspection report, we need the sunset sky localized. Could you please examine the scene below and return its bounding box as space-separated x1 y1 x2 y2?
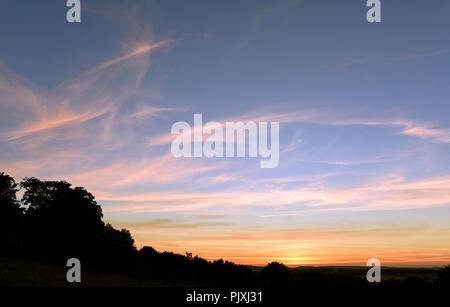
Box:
1 0 450 266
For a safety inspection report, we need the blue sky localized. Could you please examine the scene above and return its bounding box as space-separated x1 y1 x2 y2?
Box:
1 0 450 266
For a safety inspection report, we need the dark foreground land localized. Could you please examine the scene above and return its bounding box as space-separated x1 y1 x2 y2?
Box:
0 257 444 289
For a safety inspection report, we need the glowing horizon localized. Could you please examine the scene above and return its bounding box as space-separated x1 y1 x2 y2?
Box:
1 0 449 268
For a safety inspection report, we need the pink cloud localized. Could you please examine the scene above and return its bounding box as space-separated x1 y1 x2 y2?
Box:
95 173 450 215
86 41 172 74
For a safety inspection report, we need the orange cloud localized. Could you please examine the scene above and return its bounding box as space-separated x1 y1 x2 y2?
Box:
128 222 450 266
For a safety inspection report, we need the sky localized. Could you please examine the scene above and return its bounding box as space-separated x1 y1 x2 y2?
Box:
1 0 450 267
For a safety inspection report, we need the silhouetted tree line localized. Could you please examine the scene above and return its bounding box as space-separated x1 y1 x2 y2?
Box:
1 171 449 288
1 173 133 271
0 172 254 286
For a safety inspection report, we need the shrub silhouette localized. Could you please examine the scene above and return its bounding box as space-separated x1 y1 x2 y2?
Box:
261 262 292 287
436 265 450 288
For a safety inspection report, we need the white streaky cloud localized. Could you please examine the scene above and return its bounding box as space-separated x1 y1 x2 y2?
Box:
0 106 113 142
86 41 172 74
96 174 450 215
60 153 225 190
343 48 450 67
237 108 450 144
147 107 450 147
0 36 178 183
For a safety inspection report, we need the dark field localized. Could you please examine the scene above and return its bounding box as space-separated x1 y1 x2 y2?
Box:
0 257 442 287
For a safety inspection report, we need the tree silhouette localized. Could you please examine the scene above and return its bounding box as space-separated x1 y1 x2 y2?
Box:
0 171 22 221
20 177 106 262
261 262 292 287
0 172 23 255
96 223 136 271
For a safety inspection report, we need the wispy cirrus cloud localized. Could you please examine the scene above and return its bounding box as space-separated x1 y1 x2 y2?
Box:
61 153 224 190
343 48 450 67
238 107 450 143
0 39 173 143
2 0 449 268
86 41 172 75
0 5 180 182
231 0 302 52
0 106 112 142
97 173 450 215
147 107 450 148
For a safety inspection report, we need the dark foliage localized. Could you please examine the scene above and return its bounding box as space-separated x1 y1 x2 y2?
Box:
436 265 450 288
0 172 23 254
261 262 292 287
